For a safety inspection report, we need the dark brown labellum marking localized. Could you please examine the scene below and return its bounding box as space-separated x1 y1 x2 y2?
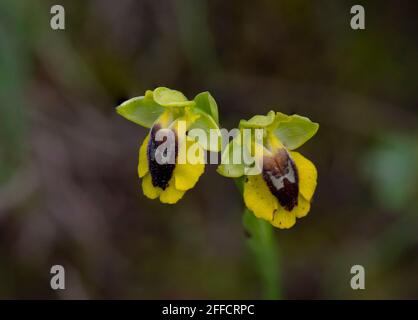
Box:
147 124 178 190
262 148 299 211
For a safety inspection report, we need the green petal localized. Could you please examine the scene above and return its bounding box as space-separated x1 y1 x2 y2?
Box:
116 91 165 128
153 87 194 107
217 134 245 177
239 110 275 129
272 113 319 150
187 109 221 152
193 91 219 125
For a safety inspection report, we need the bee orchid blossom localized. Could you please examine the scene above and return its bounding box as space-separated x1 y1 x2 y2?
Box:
218 111 319 229
117 87 220 204
117 88 319 229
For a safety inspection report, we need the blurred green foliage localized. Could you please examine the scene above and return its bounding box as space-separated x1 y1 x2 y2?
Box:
364 134 418 211
0 0 28 183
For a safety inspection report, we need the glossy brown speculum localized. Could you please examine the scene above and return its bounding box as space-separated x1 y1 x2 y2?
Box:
262 148 299 211
147 124 178 190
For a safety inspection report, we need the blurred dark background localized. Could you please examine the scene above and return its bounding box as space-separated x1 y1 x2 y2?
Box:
0 0 417 299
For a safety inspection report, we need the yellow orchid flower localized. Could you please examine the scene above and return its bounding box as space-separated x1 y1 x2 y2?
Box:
243 136 317 229
117 87 220 204
218 111 319 229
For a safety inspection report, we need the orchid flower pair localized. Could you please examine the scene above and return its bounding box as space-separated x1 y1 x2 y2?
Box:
117 87 318 229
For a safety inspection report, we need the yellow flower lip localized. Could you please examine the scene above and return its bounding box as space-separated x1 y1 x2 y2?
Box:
243 149 317 229
147 124 178 190
262 148 299 211
138 123 206 204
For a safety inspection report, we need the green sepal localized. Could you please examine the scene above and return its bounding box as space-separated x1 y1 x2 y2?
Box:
153 87 195 107
271 113 319 150
193 91 219 125
239 110 275 129
116 90 165 128
217 133 245 177
187 108 221 152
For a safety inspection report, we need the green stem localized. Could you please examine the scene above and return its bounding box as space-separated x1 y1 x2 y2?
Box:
236 178 281 299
